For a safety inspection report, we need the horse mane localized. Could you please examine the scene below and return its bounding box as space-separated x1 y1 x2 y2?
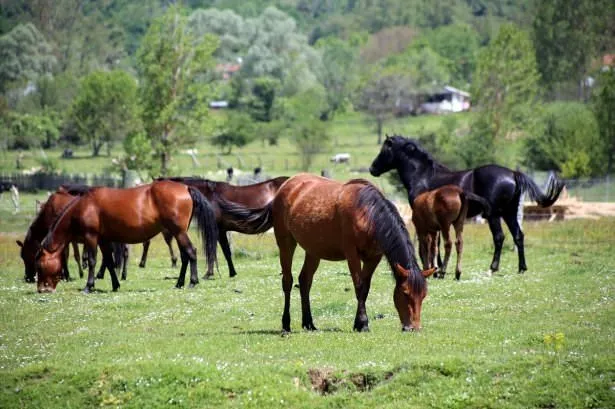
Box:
41 195 81 252
356 184 424 294
58 183 94 195
156 176 219 192
391 134 451 173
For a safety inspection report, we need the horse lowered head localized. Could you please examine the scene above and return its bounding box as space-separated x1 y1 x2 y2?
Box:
16 239 38 283
35 248 63 293
393 264 436 331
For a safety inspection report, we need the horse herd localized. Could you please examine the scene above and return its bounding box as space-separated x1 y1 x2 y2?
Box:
15 135 565 333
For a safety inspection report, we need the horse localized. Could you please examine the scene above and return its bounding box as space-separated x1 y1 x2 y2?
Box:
221 174 435 332
17 190 85 283
35 180 218 293
369 135 565 274
152 176 289 278
412 185 491 280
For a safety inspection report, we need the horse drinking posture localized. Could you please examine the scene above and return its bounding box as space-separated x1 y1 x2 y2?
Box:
370 135 565 274
224 174 435 332
152 176 288 278
35 180 218 293
412 185 490 280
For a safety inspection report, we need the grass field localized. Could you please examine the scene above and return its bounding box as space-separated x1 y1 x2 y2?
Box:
1 199 614 408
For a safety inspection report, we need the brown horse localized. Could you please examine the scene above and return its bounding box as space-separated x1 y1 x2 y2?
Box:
17 190 84 283
412 185 491 280
153 176 289 278
222 174 435 332
35 180 218 293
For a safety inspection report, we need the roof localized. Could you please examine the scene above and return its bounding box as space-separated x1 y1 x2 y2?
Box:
443 85 470 98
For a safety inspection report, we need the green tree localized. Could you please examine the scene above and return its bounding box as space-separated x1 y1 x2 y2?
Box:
211 111 255 155
2 111 60 149
524 102 604 178
0 23 56 92
592 70 615 174
68 70 141 157
471 24 540 154
137 5 219 175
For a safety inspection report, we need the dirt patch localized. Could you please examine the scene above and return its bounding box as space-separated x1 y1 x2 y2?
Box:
307 367 395 395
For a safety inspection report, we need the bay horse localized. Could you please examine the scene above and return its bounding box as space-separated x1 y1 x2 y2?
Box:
370 135 565 274
153 176 289 278
221 174 435 332
35 180 218 293
412 185 491 280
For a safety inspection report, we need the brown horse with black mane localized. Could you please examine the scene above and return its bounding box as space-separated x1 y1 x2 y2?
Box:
150 176 288 278
35 180 218 293
222 174 435 332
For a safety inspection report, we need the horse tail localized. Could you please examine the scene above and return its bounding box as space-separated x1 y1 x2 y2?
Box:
216 196 274 234
514 171 565 208
462 191 491 218
188 187 218 275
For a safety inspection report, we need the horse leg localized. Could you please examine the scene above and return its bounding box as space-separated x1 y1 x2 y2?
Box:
349 254 380 332
218 230 237 279
503 211 526 273
298 253 320 331
174 232 198 288
429 232 439 277
418 234 429 271
72 242 84 278
454 221 464 280
139 240 150 268
81 244 88 270
99 241 120 292
121 244 128 280
96 258 106 279
487 217 505 274
83 236 98 293
61 246 71 281
277 234 297 333
441 227 453 280
164 230 178 268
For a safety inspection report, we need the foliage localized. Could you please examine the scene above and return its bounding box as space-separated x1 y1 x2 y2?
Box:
68 70 141 157
0 22 56 92
246 77 279 122
524 102 604 178
120 131 157 177
137 5 219 175
211 111 256 154
459 114 496 167
359 26 418 64
592 70 615 173
1 111 60 149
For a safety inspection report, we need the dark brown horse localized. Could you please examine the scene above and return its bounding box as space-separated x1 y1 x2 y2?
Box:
222 174 435 332
17 190 84 283
35 180 218 293
153 176 288 278
412 185 490 280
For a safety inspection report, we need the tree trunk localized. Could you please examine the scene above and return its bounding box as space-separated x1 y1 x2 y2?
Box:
92 140 103 157
161 150 169 176
376 117 383 145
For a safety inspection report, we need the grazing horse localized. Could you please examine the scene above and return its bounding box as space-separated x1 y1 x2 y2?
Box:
412 185 491 280
35 181 218 293
153 176 289 278
17 191 85 283
370 135 565 274
222 174 435 332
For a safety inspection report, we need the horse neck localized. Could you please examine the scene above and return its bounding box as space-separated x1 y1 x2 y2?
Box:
43 199 78 254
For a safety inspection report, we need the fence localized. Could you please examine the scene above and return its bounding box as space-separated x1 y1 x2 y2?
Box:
0 172 122 192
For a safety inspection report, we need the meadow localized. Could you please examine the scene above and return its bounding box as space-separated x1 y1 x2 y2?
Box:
0 195 614 408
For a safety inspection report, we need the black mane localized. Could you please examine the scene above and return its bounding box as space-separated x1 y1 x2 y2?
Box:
356 183 424 294
156 177 219 192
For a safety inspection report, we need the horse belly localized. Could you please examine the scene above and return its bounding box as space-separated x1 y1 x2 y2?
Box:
286 206 345 261
99 212 161 244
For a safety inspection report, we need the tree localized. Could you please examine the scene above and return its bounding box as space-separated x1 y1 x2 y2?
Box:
592 70 615 174
471 24 540 144
68 70 141 156
0 23 56 92
1 111 60 149
137 5 219 175
188 8 253 61
524 102 604 178
211 111 255 155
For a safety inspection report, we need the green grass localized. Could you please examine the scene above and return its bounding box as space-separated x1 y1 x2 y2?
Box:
1 200 614 408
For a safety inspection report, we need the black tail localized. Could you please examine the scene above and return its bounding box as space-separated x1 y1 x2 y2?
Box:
188 187 218 275
216 197 274 234
463 191 492 218
515 172 565 208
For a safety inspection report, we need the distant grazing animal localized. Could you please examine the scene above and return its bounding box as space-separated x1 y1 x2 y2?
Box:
153 176 289 279
370 135 565 274
221 174 435 333
412 185 491 280
35 181 218 293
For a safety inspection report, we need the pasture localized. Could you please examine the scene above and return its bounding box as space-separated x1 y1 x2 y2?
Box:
0 206 614 408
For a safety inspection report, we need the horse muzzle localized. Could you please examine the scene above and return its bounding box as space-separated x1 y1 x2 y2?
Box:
402 325 420 332
37 284 56 294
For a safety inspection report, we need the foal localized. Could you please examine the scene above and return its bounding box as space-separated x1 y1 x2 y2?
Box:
412 185 490 280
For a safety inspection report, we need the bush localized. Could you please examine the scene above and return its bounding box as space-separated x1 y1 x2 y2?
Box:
524 102 605 178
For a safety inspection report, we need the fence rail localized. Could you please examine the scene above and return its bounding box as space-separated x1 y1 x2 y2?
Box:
0 172 122 192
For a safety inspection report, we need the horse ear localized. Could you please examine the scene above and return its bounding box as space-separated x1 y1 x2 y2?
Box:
405 142 416 152
16 240 23 248
395 263 410 279
422 267 437 278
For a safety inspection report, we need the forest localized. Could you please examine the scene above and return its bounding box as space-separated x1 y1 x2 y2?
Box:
0 0 614 178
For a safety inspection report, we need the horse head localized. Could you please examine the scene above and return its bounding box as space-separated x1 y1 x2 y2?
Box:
393 263 436 331
17 238 39 283
35 247 63 293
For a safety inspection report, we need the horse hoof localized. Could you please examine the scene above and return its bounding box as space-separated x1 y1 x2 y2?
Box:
302 324 317 331
175 284 184 289
189 282 198 289
113 286 120 292
139 263 146 268
82 287 93 294
203 274 215 280
281 330 291 337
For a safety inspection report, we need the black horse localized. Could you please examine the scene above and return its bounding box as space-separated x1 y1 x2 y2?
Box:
369 135 565 274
